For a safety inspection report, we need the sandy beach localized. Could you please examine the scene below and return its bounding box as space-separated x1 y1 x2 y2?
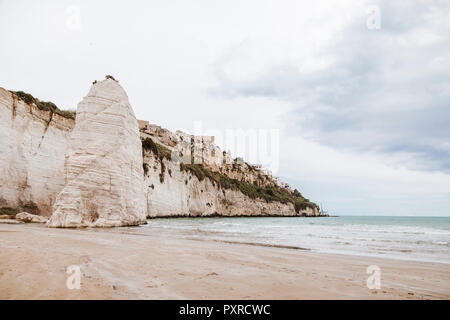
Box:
0 223 449 300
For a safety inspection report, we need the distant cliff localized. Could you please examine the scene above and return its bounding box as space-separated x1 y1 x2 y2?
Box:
0 88 74 217
0 81 323 221
140 125 321 217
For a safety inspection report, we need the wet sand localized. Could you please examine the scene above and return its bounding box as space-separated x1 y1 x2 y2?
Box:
0 223 449 299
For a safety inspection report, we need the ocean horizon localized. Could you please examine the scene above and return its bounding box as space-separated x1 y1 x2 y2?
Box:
138 215 450 264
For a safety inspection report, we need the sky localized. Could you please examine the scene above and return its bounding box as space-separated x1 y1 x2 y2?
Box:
0 0 449 216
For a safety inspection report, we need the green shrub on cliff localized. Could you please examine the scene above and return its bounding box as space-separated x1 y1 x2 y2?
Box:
55 109 76 119
142 137 172 184
141 137 172 161
12 91 35 105
105 75 118 82
9 90 76 120
0 207 19 216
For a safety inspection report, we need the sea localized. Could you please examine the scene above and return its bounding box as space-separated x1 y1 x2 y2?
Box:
141 216 450 264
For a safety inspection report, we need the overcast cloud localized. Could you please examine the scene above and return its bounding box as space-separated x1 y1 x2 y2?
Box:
210 0 450 173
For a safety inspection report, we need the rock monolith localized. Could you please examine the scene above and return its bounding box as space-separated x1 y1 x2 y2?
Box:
47 78 147 227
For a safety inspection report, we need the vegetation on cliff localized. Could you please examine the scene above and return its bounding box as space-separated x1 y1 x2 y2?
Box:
141 137 172 183
9 90 76 120
0 207 19 216
141 137 318 213
143 162 149 175
141 137 172 161
180 163 317 212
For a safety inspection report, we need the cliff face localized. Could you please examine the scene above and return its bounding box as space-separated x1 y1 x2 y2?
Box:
0 88 74 217
143 153 319 217
48 79 147 227
0 82 322 221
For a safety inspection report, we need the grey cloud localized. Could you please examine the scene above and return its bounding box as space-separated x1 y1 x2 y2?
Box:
210 1 450 172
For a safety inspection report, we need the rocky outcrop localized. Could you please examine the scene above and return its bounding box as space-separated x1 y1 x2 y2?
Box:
0 88 75 216
47 79 147 227
0 219 24 224
15 212 48 223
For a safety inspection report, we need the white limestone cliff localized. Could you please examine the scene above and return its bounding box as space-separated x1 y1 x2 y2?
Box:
143 151 320 217
0 88 74 216
47 79 147 227
0 79 322 221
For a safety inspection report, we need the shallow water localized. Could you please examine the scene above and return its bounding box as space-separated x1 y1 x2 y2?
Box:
138 216 450 264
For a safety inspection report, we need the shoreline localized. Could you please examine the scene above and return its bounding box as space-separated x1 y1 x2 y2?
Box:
114 226 450 266
147 214 331 219
0 223 449 299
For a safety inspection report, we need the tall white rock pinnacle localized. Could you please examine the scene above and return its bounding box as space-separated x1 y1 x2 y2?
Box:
47 78 147 227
